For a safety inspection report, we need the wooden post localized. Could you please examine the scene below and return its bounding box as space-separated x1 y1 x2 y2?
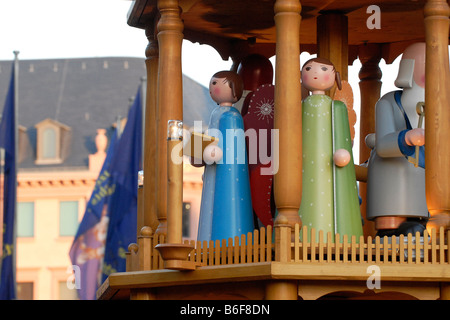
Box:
153 4 196 270
126 243 139 272
155 0 184 235
358 44 382 238
141 26 160 233
274 214 292 262
273 0 303 231
266 200 298 300
138 226 153 271
424 0 450 233
358 44 382 165
317 12 349 97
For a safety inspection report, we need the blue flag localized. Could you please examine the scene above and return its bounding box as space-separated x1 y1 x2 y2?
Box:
69 129 118 300
101 85 142 283
0 64 17 300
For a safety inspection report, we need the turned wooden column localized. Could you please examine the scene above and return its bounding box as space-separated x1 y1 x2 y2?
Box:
358 44 382 237
155 0 184 235
273 0 303 229
140 26 160 234
424 0 450 232
317 12 349 96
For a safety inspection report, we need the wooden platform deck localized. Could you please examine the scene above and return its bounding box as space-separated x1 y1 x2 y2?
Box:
97 225 450 300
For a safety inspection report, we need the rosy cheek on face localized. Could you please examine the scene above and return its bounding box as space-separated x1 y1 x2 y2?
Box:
323 74 330 82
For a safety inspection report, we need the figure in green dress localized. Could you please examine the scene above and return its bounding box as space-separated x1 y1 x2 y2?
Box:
299 58 363 241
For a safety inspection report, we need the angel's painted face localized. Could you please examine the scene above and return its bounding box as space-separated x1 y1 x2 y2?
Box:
209 77 236 106
302 61 336 94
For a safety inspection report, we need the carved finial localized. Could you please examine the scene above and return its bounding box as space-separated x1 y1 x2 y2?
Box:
128 243 139 253
140 226 153 237
95 129 107 154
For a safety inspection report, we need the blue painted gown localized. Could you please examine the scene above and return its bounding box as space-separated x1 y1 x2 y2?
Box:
197 106 254 242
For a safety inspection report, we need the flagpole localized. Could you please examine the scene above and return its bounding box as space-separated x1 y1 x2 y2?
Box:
0 51 19 299
12 51 19 300
13 51 19 177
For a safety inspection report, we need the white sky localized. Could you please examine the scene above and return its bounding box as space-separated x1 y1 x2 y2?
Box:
1 0 403 163
0 0 232 87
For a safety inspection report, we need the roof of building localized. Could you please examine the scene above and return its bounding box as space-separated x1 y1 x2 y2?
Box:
0 57 215 171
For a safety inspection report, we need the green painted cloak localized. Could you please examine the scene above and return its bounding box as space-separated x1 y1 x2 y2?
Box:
299 94 362 242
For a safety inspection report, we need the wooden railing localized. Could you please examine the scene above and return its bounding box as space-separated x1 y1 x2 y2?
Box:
292 225 449 265
125 224 449 272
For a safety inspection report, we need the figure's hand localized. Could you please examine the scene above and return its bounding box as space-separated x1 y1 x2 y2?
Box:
203 145 223 165
333 148 351 167
405 128 425 146
365 133 376 150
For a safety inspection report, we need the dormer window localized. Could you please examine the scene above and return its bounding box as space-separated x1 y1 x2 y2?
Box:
43 127 56 158
35 118 71 165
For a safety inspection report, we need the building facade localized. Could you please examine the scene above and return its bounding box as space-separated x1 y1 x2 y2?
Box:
0 57 208 299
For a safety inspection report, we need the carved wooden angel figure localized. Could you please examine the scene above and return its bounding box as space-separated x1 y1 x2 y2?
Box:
196 71 254 243
237 54 276 228
299 57 363 241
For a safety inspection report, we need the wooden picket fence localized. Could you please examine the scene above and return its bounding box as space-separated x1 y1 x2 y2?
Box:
184 225 274 266
292 225 449 265
126 225 449 272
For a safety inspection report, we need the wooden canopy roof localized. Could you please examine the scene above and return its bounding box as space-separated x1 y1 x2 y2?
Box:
128 0 433 63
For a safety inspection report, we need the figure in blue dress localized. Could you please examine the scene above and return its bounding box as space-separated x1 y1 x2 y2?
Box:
195 71 254 242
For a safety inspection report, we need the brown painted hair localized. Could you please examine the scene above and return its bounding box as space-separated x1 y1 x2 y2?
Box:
302 57 342 90
212 70 244 101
